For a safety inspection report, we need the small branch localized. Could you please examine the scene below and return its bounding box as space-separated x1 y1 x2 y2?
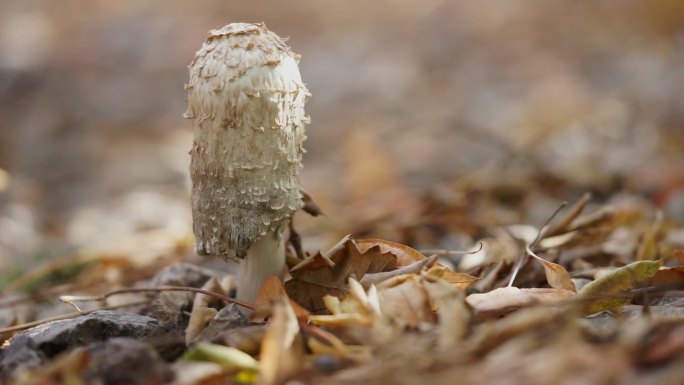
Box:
360 255 439 288
419 242 483 256
69 286 255 310
288 220 305 260
543 193 591 237
301 190 324 217
507 201 568 288
0 301 149 334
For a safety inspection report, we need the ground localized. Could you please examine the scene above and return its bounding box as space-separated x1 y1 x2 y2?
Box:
1 1 684 384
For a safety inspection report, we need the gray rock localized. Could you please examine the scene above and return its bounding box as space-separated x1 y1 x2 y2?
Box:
150 263 215 288
194 304 249 343
0 311 162 380
144 263 217 334
83 338 174 385
144 291 193 334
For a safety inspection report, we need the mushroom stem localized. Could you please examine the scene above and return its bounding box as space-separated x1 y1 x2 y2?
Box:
236 221 288 304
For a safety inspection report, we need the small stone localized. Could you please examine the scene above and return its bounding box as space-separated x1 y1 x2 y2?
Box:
0 311 162 380
150 263 216 288
83 338 174 385
193 304 249 343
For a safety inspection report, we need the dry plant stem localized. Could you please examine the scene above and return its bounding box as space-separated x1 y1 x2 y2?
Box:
301 324 351 355
61 286 254 312
301 191 324 217
288 220 305 260
0 301 150 334
419 242 483 257
543 192 591 237
360 255 439 288
507 201 568 288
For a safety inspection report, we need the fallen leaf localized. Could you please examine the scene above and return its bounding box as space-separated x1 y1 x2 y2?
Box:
466 287 575 320
216 325 267 356
359 255 438 288
636 211 663 261
425 265 479 289
181 343 260 372
169 362 225 385
467 306 568 357
253 276 310 322
527 247 576 292
544 192 592 237
260 299 303 385
637 322 684 366
577 260 663 314
285 237 396 312
377 274 436 328
354 238 425 266
308 313 372 327
186 277 222 344
649 265 684 288
422 276 470 349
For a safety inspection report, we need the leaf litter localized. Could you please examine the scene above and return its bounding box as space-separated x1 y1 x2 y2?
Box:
3 190 684 385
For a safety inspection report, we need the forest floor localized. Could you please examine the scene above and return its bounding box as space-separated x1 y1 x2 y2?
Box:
1 2 684 384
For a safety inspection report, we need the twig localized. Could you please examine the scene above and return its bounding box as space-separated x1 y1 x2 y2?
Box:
419 242 483 257
507 201 568 288
543 193 591 237
360 255 439 288
0 300 150 334
60 286 254 311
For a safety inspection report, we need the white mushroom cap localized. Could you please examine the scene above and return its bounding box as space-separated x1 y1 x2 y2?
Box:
185 22 310 260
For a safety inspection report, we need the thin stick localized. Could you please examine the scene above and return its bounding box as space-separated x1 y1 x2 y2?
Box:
0 300 149 334
507 201 568 288
419 242 483 256
61 286 254 310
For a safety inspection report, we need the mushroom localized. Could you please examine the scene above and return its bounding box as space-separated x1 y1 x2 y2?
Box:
184 23 310 304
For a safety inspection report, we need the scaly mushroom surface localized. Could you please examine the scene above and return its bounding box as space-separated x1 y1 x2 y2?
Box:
185 22 310 303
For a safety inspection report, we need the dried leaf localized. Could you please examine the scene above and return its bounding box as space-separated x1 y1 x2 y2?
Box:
308 313 372 327
186 277 223 344
181 343 260 372
527 247 576 292
649 265 684 287
637 323 684 366
422 277 470 349
468 306 568 357
169 362 225 385
304 325 372 363
466 287 575 320
359 255 438 288
425 265 479 289
285 237 396 312
253 276 310 322
260 299 303 385
217 325 267 356
544 192 592 237
577 260 663 314
636 211 663 261
301 190 324 216
354 238 425 266
377 275 436 328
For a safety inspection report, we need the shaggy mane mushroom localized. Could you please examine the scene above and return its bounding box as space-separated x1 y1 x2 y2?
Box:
185 22 310 304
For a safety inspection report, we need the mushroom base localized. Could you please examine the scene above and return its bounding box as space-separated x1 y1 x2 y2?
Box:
236 221 288 306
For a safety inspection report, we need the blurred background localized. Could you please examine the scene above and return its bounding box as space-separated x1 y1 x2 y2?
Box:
1 0 684 278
